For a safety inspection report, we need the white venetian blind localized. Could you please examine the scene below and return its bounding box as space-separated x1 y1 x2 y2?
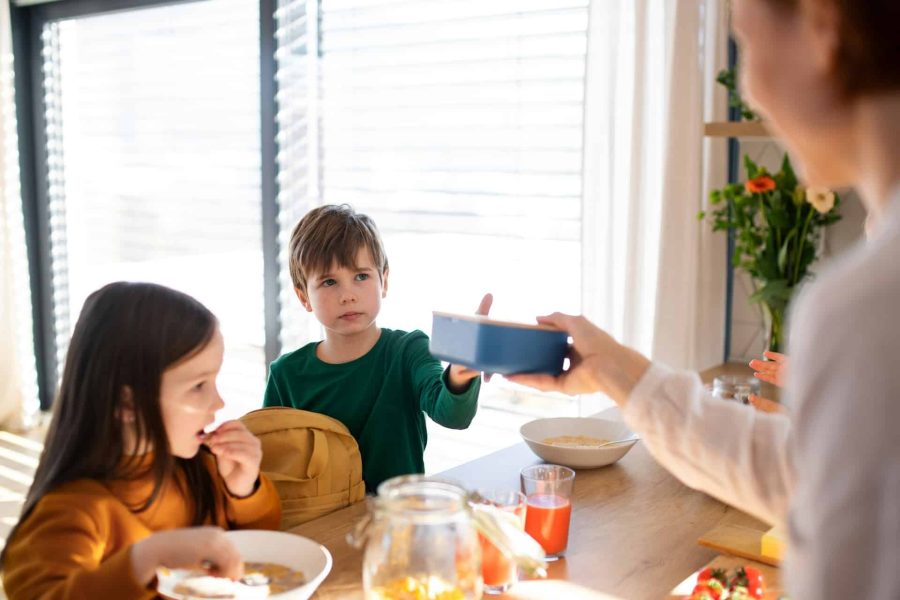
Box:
41 0 267 420
276 0 590 347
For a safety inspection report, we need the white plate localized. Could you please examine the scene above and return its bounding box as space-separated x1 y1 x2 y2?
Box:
157 530 332 600
520 417 639 469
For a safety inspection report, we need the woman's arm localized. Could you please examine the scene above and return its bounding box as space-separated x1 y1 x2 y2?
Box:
509 313 794 526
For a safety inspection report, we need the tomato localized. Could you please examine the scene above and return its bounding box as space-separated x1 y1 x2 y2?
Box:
698 567 727 584
690 584 722 600
729 566 765 599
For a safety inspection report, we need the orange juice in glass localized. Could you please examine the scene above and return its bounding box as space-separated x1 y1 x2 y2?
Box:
475 490 526 594
520 464 575 559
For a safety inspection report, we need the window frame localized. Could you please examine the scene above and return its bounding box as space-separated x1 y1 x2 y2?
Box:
10 0 284 409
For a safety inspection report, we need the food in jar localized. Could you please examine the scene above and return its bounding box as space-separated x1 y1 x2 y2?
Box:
369 575 466 600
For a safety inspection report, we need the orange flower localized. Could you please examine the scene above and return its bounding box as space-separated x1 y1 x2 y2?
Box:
745 176 776 194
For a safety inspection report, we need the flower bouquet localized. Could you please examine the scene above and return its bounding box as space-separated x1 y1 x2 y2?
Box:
701 154 841 352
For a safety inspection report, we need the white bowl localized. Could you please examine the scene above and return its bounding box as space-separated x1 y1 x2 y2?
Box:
520 417 639 469
157 530 332 600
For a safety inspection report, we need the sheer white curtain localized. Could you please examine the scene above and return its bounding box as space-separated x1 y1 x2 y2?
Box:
581 0 728 370
1 0 39 431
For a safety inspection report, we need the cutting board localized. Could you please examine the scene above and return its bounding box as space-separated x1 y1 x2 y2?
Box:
697 523 780 566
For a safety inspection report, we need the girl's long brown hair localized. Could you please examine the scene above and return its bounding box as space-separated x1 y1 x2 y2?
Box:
2 282 221 564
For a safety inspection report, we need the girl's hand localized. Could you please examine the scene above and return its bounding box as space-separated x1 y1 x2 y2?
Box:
748 351 789 388
130 526 242 585
506 313 651 406
204 420 262 498
447 293 493 391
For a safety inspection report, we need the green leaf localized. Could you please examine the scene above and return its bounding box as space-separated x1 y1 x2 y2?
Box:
749 279 792 309
779 154 798 190
743 155 760 179
778 229 797 276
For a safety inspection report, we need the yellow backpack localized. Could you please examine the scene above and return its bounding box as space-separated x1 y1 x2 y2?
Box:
240 407 366 530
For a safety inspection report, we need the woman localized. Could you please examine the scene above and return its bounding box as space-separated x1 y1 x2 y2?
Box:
510 1 900 598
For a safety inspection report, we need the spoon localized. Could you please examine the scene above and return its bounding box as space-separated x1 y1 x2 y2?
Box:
594 435 640 448
199 560 270 587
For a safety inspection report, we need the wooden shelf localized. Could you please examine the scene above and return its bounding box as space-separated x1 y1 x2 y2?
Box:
704 120 771 138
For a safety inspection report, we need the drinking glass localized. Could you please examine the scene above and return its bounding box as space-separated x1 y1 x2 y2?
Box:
475 490 526 594
520 464 575 560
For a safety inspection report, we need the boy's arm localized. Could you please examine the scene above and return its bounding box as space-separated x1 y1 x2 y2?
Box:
407 332 480 430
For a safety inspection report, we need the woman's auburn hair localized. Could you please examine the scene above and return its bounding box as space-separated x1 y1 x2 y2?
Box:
766 0 900 97
1 282 221 566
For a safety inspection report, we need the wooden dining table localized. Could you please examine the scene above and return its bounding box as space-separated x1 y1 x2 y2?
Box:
290 401 774 600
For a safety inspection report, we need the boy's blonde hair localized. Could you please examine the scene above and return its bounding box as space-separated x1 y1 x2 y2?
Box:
289 204 388 293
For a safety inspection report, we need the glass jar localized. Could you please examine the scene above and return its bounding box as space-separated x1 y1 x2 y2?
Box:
360 476 482 599
351 475 547 600
711 375 760 404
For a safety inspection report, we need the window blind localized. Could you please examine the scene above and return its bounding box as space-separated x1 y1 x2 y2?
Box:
40 0 267 419
275 0 589 347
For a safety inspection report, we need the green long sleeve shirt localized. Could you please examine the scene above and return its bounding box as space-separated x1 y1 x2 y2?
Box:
263 328 480 491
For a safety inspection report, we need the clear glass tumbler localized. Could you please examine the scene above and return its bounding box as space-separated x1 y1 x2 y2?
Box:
520 465 575 560
474 490 526 594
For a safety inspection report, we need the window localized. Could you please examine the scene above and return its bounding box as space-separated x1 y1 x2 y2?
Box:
19 0 595 469
274 0 592 470
39 0 265 420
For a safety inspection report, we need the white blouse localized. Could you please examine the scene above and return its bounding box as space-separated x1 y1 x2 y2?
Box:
622 187 900 599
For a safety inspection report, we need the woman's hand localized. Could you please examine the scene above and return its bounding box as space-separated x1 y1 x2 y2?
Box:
506 313 651 406
447 293 494 391
130 526 242 585
204 420 262 498
748 351 788 387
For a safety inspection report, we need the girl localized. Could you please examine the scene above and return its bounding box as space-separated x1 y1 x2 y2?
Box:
1 282 281 598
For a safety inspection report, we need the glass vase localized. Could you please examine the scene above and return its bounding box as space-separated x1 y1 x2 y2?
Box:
760 301 785 353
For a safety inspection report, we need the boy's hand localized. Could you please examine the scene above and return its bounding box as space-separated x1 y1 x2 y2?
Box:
447 293 493 392
204 420 263 498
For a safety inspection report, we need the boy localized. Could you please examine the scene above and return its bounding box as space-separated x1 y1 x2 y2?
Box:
264 204 490 491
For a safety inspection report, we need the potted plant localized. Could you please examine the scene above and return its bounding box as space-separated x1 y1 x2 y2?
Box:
701 154 841 351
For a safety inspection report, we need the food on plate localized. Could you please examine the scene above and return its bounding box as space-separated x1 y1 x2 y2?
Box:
541 435 610 448
689 566 764 600
689 567 727 600
173 575 258 599
727 566 764 600
163 561 306 598
369 575 466 600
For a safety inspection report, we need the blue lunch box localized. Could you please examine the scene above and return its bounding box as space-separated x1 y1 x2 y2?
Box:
429 312 569 375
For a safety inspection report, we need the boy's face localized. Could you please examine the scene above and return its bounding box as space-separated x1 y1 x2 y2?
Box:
296 246 388 339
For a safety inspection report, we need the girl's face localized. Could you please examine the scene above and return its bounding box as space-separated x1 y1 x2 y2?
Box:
159 328 226 458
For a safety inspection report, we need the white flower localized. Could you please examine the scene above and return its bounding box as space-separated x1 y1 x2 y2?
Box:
806 187 835 214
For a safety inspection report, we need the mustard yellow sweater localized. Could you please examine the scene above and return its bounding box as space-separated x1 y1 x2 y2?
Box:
2 454 281 599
